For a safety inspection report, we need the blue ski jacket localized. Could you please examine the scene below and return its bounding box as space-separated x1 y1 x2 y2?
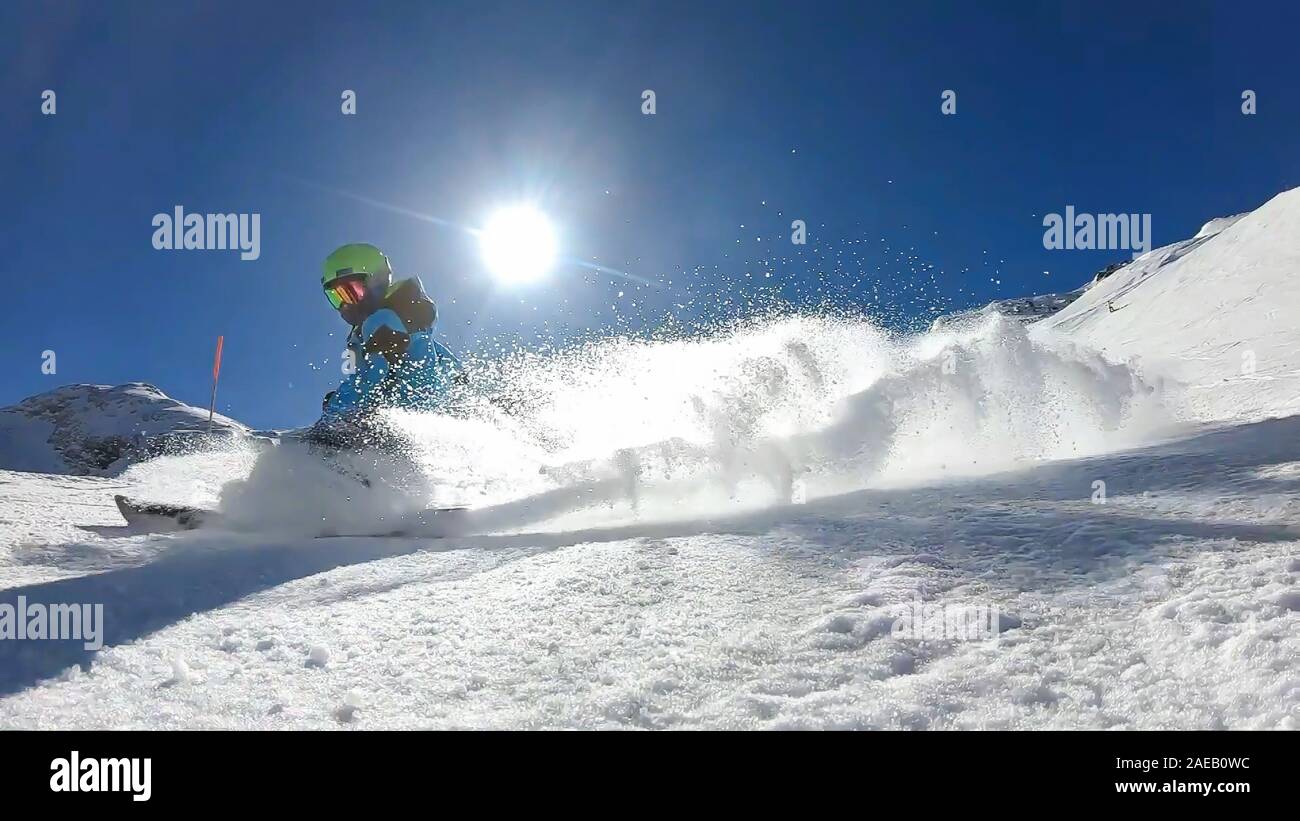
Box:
321 276 463 419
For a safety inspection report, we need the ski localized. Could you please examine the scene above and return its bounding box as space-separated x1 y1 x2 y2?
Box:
111 494 468 538
114 494 216 531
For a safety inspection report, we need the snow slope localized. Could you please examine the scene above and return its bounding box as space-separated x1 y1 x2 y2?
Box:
1038 190 1300 422
0 189 1297 729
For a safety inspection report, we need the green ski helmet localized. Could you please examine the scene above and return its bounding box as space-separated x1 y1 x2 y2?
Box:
321 243 393 324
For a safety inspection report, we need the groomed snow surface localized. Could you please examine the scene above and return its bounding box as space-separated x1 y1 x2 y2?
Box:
2 189 1299 729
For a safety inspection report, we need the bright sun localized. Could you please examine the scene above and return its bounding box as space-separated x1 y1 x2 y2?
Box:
478 205 558 283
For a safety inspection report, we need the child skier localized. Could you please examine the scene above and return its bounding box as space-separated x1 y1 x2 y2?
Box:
318 243 464 421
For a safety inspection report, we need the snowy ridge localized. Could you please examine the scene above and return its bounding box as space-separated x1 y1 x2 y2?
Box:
0 383 249 476
1193 213 1248 239
930 285 1088 331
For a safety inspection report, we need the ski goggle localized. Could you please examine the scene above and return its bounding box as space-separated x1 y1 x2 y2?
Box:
323 276 369 310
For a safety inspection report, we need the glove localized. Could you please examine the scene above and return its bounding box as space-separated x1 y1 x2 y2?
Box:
361 308 411 363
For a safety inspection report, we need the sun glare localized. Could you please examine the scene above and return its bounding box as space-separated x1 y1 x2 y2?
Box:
478 205 558 283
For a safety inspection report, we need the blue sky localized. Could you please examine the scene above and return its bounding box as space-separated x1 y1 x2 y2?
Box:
3 0 1298 427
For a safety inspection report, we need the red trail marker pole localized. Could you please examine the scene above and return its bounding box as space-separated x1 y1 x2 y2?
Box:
207 335 224 435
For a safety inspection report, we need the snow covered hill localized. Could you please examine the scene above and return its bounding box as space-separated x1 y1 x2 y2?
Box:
937 188 1298 424
0 383 249 476
931 284 1089 330
1037 191 1299 422
930 263 1135 333
0 188 1296 729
